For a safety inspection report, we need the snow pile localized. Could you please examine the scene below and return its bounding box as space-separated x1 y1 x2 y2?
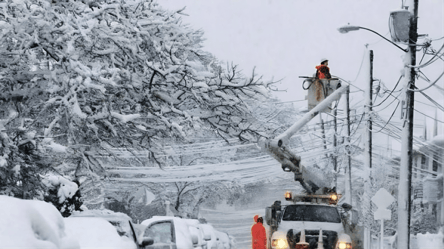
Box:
0 195 79 249
64 217 136 249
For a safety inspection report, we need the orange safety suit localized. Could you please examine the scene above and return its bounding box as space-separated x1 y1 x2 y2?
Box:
315 65 331 79
251 215 267 249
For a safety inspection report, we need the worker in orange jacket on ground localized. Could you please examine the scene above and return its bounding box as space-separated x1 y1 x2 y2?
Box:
251 215 267 249
315 58 331 79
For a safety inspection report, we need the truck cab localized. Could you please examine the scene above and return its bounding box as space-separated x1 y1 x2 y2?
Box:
265 192 354 249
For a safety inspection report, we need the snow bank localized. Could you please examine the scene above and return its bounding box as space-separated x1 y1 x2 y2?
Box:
64 217 136 249
0 196 79 249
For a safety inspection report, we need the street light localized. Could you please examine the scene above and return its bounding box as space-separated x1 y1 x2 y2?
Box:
337 25 408 52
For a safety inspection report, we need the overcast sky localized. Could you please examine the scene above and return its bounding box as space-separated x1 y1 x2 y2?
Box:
159 0 444 138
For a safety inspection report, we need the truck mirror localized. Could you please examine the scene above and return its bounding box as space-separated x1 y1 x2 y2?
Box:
341 203 352 212
265 207 272 225
276 210 282 221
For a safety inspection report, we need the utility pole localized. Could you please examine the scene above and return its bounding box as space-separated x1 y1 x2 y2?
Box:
319 114 328 158
397 0 418 248
345 86 352 206
333 105 338 188
320 113 338 188
368 50 373 171
364 49 373 249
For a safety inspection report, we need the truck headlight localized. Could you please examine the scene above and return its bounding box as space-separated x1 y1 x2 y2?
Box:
272 238 288 249
338 241 352 249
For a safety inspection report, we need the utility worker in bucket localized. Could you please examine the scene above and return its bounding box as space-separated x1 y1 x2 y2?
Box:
313 58 331 101
315 58 332 80
251 215 267 249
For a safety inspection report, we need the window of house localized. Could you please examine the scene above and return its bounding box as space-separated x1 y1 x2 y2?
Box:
432 154 439 172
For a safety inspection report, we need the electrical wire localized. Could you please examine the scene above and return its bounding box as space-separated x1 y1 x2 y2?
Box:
333 76 365 92
368 102 400 133
350 49 367 83
349 113 365 138
409 43 444 69
414 109 444 124
409 69 444 92
415 99 441 109
431 36 444 41
417 91 444 112
374 90 403 113
371 75 402 108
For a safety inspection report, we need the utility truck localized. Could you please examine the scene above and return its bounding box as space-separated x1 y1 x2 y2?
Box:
259 78 358 249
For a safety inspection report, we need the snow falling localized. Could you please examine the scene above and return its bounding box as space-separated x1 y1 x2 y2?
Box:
0 0 443 249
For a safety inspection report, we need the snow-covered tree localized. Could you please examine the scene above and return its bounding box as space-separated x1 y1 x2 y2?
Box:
169 181 243 218
0 0 272 203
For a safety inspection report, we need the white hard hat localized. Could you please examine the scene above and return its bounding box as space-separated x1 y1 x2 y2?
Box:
320 58 328 63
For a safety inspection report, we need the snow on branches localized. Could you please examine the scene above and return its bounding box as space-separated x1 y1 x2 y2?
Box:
0 0 273 202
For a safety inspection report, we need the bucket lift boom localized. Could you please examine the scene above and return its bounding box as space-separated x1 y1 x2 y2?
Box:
259 82 349 193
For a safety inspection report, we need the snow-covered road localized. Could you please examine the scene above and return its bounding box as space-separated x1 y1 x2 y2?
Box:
198 180 302 249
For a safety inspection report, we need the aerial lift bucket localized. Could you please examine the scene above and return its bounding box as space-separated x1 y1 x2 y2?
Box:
301 77 341 113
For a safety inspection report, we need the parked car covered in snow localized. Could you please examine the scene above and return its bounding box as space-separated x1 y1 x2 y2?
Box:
71 209 134 238
139 216 231 249
139 216 204 249
214 230 231 249
64 216 137 249
197 224 231 249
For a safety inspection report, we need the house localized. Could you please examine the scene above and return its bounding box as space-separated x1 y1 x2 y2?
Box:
412 117 444 229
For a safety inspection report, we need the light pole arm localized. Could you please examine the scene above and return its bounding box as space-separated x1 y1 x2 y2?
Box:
358 27 409 52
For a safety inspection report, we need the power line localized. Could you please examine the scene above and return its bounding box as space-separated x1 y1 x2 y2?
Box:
371 75 402 108
334 76 365 92
370 102 400 133
417 90 444 112
414 109 444 124
409 43 444 69
409 69 444 92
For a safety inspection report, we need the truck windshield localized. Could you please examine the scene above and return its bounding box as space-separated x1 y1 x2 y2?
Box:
282 205 341 223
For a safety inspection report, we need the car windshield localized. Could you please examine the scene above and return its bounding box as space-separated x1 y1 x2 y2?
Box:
282 205 341 223
144 222 174 244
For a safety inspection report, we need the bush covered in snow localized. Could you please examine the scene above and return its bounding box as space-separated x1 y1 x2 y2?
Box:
43 174 84 217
